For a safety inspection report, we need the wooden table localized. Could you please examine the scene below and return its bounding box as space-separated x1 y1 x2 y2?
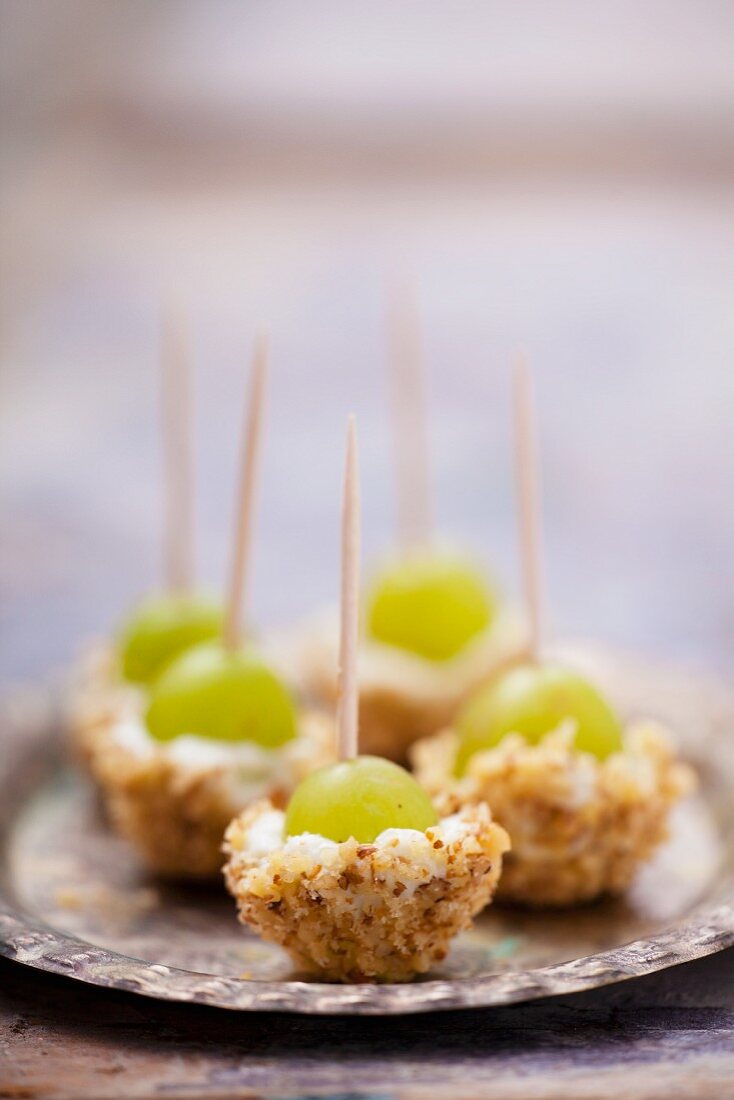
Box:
3 948 734 1099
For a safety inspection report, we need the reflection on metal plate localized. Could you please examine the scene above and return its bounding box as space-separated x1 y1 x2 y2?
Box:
1 647 733 1014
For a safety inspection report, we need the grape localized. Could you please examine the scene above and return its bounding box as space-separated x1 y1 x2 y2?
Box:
118 594 223 685
366 553 496 661
455 662 623 774
285 755 438 843
145 641 297 747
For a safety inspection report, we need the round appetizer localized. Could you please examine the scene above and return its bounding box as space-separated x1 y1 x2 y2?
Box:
286 288 524 763
294 554 524 765
224 417 510 980
91 334 330 876
96 639 331 878
412 660 694 906
412 361 695 907
224 774 509 982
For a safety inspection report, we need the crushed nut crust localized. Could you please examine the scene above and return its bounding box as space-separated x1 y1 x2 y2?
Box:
92 713 333 879
223 802 510 982
412 722 695 907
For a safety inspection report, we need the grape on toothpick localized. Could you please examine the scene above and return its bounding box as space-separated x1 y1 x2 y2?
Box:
294 289 520 767
223 412 511 980
364 282 497 662
89 330 326 881
145 332 296 747
455 355 623 772
284 415 438 840
408 355 695 910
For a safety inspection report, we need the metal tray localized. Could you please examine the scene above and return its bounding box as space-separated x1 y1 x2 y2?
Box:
2 648 733 1015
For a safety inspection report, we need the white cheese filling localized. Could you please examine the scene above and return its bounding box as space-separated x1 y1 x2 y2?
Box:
243 809 476 894
109 718 295 804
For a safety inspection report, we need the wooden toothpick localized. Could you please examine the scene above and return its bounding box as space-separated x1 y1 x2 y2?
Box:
160 301 194 594
513 353 544 662
336 414 361 761
223 332 268 651
388 280 432 552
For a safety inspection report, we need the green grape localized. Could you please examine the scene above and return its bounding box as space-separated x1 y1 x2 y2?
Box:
366 553 496 661
455 662 624 775
118 594 223 685
285 755 438 843
145 641 297 747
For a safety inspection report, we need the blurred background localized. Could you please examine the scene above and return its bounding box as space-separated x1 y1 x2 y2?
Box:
1 0 733 687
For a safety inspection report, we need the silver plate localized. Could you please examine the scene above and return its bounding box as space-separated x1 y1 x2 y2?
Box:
2 648 733 1015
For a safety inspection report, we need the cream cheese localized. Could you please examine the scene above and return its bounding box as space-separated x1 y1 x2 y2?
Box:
109 717 291 806
246 809 287 858
243 810 476 892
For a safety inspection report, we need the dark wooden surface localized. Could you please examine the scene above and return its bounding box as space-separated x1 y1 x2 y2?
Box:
3 949 734 1099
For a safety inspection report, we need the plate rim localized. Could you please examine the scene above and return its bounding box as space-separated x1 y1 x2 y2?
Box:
2 897 733 1015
